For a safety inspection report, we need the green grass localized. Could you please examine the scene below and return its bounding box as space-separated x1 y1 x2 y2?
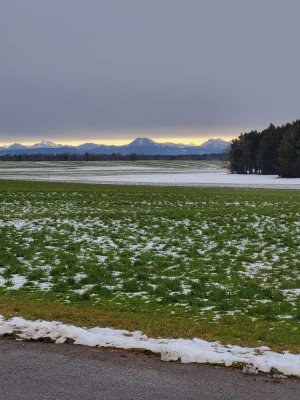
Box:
0 179 300 352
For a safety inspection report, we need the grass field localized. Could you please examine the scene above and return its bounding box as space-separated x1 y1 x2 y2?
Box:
0 179 299 352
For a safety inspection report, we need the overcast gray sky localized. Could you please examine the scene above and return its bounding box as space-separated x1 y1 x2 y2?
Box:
1 0 300 144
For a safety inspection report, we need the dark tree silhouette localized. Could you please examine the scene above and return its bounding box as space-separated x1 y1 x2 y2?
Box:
229 119 300 178
278 122 300 177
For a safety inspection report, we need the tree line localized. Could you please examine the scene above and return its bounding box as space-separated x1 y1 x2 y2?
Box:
229 120 300 177
0 152 227 162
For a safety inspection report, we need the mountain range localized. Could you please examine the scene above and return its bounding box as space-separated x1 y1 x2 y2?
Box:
0 138 230 156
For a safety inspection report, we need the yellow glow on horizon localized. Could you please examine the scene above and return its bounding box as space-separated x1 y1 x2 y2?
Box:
154 137 234 145
0 136 235 147
0 139 130 147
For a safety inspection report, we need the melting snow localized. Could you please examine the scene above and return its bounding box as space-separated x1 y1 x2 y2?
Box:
0 315 300 377
9 275 27 290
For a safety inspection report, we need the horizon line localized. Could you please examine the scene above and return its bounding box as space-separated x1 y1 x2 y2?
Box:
0 136 235 148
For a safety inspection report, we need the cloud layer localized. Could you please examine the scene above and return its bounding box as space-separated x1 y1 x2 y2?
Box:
1 0 300 142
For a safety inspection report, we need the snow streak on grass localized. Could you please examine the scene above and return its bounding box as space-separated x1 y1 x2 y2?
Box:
0 180 299 349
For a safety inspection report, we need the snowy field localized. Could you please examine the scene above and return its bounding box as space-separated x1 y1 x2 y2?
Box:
0 180 300 356
1 186 300 320
1 161 300 188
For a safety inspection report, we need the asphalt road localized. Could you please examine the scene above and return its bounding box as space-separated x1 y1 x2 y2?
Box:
1 339 299 400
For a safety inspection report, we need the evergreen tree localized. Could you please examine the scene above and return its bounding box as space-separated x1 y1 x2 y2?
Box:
258 124 283 174
279 123 300 177
229 119 300 178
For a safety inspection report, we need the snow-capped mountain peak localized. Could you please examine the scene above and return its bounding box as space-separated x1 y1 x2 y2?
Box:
1 137 230 155
8 143 28 150
199 138 230 152
129 137 157 147
31 141 62 148
202 138 228 145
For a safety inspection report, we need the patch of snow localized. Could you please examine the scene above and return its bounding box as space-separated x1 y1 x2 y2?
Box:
96 255 108 263
0 315 300 377
0 276 6 286
9 275 27 290
73 284 94 295
37 282 53 291
282 288 300 297
2 165 300 188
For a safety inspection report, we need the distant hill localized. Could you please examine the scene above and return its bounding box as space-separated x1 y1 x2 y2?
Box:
0 137 230 156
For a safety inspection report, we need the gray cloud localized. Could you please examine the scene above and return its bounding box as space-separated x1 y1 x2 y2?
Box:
1 0 300 142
